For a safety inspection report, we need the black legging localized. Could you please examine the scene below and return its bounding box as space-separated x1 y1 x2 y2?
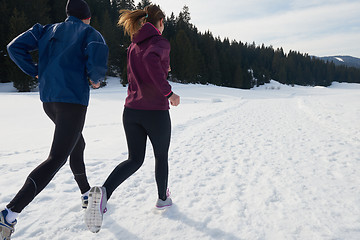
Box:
103 107 171 201
7 102 91 213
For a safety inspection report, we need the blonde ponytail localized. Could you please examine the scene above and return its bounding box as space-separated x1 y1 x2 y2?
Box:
118 5 165 39
118 9 147 39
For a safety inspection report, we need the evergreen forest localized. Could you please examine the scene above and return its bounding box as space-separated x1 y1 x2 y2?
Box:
1 0 359 92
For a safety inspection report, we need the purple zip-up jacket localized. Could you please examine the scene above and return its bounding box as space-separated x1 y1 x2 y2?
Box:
125 23 172 110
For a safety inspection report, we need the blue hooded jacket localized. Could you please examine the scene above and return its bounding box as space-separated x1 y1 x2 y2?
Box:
7 16 108 106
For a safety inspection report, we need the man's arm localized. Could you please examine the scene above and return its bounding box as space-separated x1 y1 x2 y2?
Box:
85 29 109 85
7 24 44 77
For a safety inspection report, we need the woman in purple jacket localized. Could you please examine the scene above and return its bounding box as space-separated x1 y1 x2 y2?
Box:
85 5 180 233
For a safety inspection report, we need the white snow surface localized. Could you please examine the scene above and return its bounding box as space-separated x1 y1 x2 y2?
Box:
334 57 345 63
1 78 360 240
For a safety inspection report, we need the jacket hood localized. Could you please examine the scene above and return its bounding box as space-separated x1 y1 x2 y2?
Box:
133 23 161 44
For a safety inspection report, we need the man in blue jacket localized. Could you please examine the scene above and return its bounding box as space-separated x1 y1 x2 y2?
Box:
0 0 108 238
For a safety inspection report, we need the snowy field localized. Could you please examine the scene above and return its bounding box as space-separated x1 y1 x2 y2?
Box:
1 78 360 240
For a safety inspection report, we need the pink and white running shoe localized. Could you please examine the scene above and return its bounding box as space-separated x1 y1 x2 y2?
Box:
84 186 107 233
156 189 172 209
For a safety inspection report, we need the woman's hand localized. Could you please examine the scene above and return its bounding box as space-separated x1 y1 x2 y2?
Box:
169 93 180 106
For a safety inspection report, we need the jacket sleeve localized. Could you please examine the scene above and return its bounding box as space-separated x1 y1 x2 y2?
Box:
7 23 44 77
84 29 109 83
143 39 172 97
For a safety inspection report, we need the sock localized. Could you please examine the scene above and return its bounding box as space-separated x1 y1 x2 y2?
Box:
82 190 90 198
5 208 18 223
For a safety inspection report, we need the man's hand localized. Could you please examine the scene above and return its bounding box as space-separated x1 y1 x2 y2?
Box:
90 80 100 89
169 93 180 106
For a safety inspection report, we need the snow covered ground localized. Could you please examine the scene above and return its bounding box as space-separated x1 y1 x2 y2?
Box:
1 78 360 240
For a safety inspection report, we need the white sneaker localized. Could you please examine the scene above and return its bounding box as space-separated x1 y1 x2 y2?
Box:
84 186 107 233
155 189 172 209
0 209 16 240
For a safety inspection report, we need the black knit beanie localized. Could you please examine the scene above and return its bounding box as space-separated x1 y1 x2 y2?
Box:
66 0 91 20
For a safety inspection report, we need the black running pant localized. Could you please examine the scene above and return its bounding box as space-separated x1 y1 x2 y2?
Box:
103 107 171 201
7 102 91 213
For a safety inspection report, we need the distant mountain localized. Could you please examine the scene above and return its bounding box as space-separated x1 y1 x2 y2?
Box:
319 56 360 69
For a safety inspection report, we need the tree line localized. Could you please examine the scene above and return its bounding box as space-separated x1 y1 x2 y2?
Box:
1 0 359 91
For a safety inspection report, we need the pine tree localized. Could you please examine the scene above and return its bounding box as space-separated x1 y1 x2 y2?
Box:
0 0 9 82
7 8 37 91
163 12 176 40
278 65 287 84
21 0 50 24
198 31 222 85
179 5 190 23
171 30 194 82
271 48 284 81
101 9 118 76
49 0 67 23
113 0 135 11
233 65 244 88
136 0 151 9
218 38 232 86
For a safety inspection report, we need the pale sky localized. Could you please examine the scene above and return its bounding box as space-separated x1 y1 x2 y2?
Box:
150 0 360 58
